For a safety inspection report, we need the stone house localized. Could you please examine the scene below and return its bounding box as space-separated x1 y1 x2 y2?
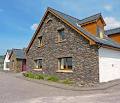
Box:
9 49 26 72
105 27 120 44
26 7 120 85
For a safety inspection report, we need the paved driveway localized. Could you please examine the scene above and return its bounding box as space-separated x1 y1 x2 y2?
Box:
0 72 120 103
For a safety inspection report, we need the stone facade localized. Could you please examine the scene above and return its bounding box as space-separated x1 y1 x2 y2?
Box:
26 12 99 85
9 53 25 72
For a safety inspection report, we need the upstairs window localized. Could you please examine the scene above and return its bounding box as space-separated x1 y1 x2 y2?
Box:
46 18 52 24
58 57 72 70
38 36 43 47
58 29 65 41
97 26 104 39
35 59 42 69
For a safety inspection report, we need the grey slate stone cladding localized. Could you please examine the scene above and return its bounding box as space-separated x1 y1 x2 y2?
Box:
26 12 99 86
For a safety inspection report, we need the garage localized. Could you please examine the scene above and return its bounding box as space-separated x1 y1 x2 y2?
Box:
99 47 120 82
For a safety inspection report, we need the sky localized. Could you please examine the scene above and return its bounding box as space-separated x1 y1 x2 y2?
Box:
0 0 120 55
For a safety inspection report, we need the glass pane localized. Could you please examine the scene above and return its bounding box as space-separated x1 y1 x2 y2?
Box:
58 59 61 70
38 36 42 46
61 58 64 70
35 59 42 69
58 57 72 70
6 62 10 68
98 27 104 38
64 58 66 69
38 59 42 69
66 57 72 70
61 30 65 40
59 30 65 41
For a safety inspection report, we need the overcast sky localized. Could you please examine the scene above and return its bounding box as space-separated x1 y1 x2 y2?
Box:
0 0 120 55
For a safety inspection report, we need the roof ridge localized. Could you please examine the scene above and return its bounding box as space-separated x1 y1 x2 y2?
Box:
105 27 120 36
79 13 101 22
48 7 81 22
13 48 22 50
105 27 120 32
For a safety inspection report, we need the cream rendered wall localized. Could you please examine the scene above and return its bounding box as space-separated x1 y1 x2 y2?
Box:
3 53 10 71
99 47 120 82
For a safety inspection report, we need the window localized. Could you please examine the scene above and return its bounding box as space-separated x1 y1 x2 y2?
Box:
58 57 72 70
97 26 104 39
38 36 43 47
46 18 52 24
58 29 65 41
6 62 10 68
35 59 42 69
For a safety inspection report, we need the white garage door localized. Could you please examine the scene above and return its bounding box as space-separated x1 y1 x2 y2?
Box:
99 47 120 82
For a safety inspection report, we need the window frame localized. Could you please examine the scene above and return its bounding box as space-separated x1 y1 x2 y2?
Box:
97 26 104 38
6 62 10 68
34 59 42 69
58 29 65 42
38 36 43 47
58 57 72 70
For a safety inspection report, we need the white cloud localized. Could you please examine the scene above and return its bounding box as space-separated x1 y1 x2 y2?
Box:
104 17 120 30
30 23 38 30
104 4 112 11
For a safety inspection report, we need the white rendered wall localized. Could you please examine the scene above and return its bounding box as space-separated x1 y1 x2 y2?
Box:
3 53 10 71
99 47 120 82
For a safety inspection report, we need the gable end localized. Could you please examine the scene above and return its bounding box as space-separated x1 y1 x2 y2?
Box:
26 8 96 53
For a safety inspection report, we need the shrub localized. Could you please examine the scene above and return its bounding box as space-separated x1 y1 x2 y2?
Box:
47 75 59 82
27 72 34 78
34 74 44 80
23 72 73 85
23 72 44 80
60 79 74 84
23 73 28 77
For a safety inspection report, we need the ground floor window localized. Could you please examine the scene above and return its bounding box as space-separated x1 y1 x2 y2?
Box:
35 59 42 69
6 62 10 68
58 57 72 70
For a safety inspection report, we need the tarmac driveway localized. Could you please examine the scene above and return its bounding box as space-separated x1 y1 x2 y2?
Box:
0 71 120 103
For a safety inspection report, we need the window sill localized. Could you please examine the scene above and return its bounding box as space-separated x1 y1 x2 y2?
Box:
33 69 42 71
55 39 66 44
38 45 44 48
56 70 73 73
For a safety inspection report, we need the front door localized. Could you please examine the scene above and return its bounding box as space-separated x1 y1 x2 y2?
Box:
22 60 26 71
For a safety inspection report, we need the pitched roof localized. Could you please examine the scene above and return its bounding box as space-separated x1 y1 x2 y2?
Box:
48 7 120 49
105 27 120 36
78 13 104 25
26 7 120 52
10 49 26 59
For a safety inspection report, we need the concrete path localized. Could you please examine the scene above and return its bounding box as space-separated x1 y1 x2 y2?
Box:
0 72 120 103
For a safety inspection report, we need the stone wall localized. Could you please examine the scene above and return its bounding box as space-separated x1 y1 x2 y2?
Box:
17 59 23 72
9 53 17 72
9 53 24 72
26 12 99 86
